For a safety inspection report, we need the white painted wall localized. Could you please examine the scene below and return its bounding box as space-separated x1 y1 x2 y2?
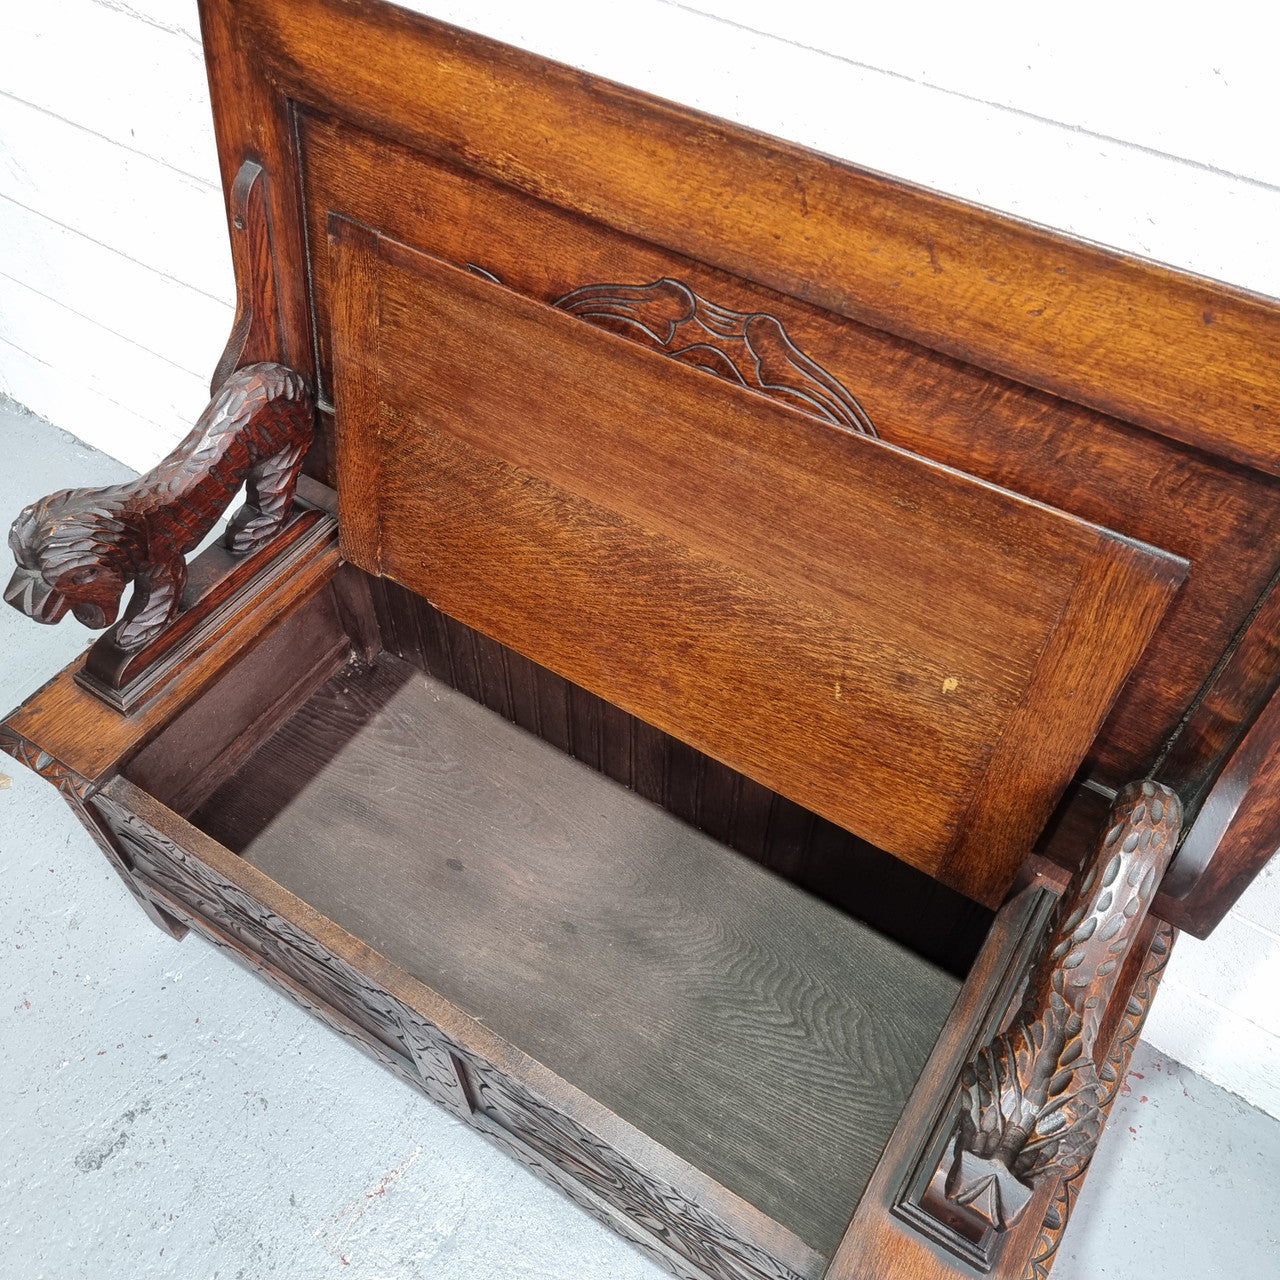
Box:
2 0 1278 1115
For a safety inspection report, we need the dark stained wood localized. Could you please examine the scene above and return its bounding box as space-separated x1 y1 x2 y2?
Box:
827 880 1058 1280
373 576 992 977
215 0 1280 478
123 584 350 815
296 110 1280 789
1156 566 1280 814
825 882 1178 1280
209 159 285 393
925 783 1181 1245
198 0 313 381
3 4 1275 1277
328 222 1186 905
182 653 959 1257
1021 921 1175 1280
1142 564 1280 936
5 363 313 688
2 512 340 787
97 773 885 1280
327 560 382 664
76 508 326 713
1155 683 1280 935
0 727 187 940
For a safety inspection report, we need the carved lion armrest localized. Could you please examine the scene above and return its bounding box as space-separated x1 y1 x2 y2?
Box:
5 362 314 710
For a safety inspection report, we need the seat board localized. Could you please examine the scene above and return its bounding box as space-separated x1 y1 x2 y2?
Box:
328 222 1187 903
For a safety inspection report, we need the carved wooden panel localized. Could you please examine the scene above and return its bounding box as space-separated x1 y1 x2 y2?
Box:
91 788 809 1280
91 789 469 1114
465 1118 717 1280
458 1054 808 1280
331 221 1187 907
553 278 875 435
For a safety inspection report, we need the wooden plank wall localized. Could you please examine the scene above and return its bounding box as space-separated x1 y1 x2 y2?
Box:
0 0 230 468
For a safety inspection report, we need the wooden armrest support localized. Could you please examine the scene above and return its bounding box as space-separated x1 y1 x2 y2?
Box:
916 781 1181 1259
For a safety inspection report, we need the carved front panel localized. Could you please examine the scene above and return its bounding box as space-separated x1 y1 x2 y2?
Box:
458 1055 806 1280
91 792 469 1116
90 789 810 1280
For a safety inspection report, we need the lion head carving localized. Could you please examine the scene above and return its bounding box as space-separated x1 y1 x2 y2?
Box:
5 488 137 631
5 362 313 662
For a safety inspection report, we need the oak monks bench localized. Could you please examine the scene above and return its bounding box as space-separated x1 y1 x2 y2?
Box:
6 3 1280 1277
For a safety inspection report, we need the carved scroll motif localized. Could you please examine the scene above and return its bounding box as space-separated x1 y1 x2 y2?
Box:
5 362 312 653
553 278 877 436
939 781 1181 1233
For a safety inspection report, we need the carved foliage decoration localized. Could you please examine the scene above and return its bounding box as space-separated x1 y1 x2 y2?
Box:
92 793 427 1061
553 278 877 437
943 781 1181 1232
1022 922 1174 1280
461 1055 807 1280
5 362 312 652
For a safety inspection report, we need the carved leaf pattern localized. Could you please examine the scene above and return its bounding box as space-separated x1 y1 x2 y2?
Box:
946 781 1182 1229
462 1057 807 1280
92 795 437 1061
1021 923 1174 1279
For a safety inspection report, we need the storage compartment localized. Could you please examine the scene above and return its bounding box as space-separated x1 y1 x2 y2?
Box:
76 211 1183 1273
123 637 961 1261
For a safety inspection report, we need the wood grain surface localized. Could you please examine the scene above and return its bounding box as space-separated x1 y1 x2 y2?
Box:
192 653 961 1257
105 772 833 1280
369 573 994 977
191 0 1280 933
328 224 1186 903
826 882 1057 1280
296 110 1280 791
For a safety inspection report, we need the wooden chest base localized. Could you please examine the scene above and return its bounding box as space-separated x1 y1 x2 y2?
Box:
88 640 970 1280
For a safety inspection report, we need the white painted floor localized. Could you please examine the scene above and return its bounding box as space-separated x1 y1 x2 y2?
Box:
2 399 1278 1280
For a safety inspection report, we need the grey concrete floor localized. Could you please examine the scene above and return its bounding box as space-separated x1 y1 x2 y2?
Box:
2 397 1278 1280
